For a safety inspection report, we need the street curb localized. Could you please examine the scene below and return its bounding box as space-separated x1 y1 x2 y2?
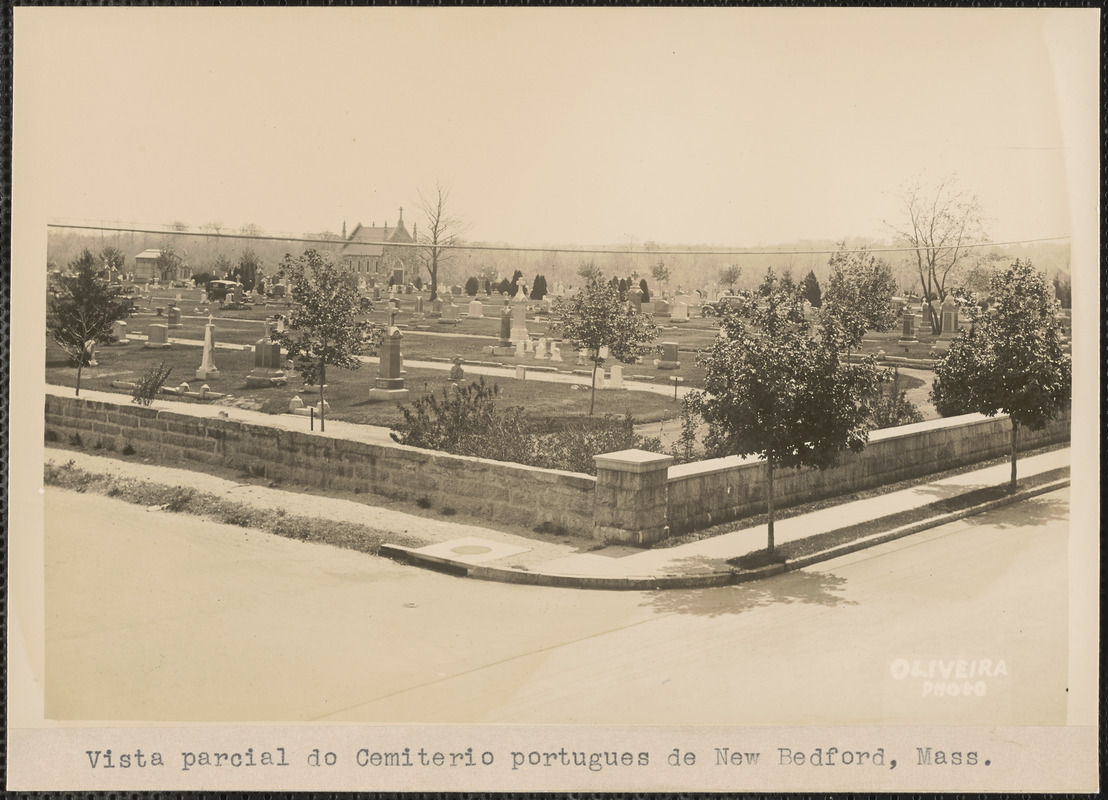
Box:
380 477 1070 591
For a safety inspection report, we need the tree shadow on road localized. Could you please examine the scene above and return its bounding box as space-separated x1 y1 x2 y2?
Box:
960 489 1069 529
640 568 856 618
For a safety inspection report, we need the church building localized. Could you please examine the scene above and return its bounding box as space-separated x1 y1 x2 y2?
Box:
339 208 418 284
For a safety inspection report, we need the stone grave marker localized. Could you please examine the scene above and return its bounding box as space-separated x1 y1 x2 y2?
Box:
899 309 918 342
609 364 623 388
167 306 182 329
144 323 171 349
367 327 410 402
672 302 690 323
468 299 484 318
940 297 960 339
195 319 220 380
659 341 680 369
110 320 129 344
534 338 547 359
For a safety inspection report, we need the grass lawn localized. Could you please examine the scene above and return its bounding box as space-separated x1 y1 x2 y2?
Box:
47 338 683 431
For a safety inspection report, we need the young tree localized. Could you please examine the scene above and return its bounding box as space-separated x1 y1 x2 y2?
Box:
650 259 671 293
272 249 383 432
212 253 233 280
464 276 480 296
719 264 741 293
577 260 602 282
930 259 1071 491
154 243 182 282
551 276 659 415
47 249 132 396
822 243 898 348
99 246 127 279
692 269 882 555
888 176 988 332
800 270 822 308
415 181 468 301
530 274 548 300
234 248 262 292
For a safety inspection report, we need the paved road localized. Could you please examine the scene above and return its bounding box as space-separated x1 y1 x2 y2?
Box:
44 487 1069 725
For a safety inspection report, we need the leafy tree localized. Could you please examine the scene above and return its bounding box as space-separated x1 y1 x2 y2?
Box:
464 276 480 296
650 259 671 290
823 243 898 348
691 269 882 555
234 248 262 292
415 181 468 301
494 277 511 295
800 269 822 308
530 274 548 300
47 249 132 396
272 249 383 432
212 253 233 280
154 243 183 282
99 246 127 278
577 260 602 282
930 259 1071 490
638 278 650 303
888 176 988 332
551 276 659 415
719 264 741 293
191 271 217 287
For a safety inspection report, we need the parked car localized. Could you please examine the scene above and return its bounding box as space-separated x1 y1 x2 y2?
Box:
206 279 242 303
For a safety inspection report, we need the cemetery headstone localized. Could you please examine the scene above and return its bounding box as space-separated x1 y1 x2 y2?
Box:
515 365 526 380
550 341 562 361
899 310 918 342
658 341 681 370
246 322 288 387
609 364 624 389
534 338 547 359
672 302 690 323
468 299 484 318
195 319 220 380
511 304 529 341
515 339 527 359
939 297 960 339
110 320 129 344
144 324 171 349
498 309 512 347
367 327 410 402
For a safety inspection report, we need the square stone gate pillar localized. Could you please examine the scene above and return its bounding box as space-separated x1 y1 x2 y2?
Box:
593 449 673 545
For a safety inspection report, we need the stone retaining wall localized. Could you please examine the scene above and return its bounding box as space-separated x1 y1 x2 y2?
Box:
44 395 597 535
666 412 1070 535
46 395 1069 543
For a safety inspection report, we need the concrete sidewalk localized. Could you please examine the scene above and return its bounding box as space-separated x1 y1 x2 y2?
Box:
44 419 1069 590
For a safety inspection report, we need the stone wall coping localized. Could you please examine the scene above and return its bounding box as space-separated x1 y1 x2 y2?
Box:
594 449 674 473
668 453 756 481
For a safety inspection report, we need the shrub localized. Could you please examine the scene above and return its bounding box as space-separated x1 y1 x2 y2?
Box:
464 276 480 296
68 432 83 448
132 362 173 406
44 429 59 443
868 368 924 430
122 444 136 456
441 506 457 516
535 413 661 475
416 496 432 509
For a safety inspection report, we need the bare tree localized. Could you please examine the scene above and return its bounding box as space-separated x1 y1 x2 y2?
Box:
415 182 468 301
888 176 988 331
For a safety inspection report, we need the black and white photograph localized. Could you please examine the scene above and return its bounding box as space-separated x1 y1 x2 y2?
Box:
7 7 1099 793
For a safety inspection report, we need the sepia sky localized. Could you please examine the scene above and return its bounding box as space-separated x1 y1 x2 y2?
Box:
15 7 1098 247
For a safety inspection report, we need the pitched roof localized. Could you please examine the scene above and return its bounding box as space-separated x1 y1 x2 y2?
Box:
134 249 165 260
341 213 414 257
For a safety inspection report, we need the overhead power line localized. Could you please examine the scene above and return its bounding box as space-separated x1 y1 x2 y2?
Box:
45 221 1070 258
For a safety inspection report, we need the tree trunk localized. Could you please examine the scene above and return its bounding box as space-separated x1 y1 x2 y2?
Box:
766 459 775 555
589 359 598 416
1009 418 1018 492
319 362 326 433
75 359 83 398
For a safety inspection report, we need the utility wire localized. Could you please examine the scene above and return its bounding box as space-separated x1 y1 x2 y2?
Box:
46 221 1070 257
